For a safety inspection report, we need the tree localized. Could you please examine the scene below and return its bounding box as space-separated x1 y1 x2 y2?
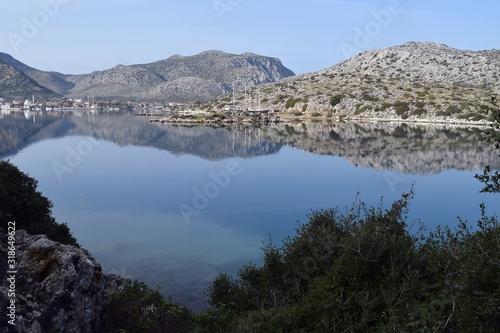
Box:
0 160 77 245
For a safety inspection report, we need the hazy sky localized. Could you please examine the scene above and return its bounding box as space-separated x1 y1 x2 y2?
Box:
1 0 499 75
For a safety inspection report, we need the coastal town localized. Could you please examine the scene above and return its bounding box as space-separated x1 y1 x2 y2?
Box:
0 96 197 114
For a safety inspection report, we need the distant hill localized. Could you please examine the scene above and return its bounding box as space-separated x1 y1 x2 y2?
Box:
0 51 295 102
205 42 500 122
0 60 61 101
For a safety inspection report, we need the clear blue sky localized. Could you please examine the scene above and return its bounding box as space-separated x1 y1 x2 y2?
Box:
1 0 499 75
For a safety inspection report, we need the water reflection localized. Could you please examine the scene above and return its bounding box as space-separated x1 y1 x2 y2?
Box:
1 111 497 174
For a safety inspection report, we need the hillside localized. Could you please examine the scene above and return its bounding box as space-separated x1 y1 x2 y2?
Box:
0 51 295 102
204 42 500 123
0 52 73 96
0 60 61 101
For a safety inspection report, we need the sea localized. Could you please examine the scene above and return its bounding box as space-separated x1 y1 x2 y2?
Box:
1 110 499 311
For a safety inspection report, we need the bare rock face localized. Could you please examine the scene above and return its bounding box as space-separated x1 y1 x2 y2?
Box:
0 229 118 333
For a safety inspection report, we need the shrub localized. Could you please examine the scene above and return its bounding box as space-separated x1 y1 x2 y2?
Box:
380 103 392 111
412 108 427 116
200 190 500 332
446 105 462 114
394 101 410 116
329 95 344 107
102 280 193 333
285 98 302 109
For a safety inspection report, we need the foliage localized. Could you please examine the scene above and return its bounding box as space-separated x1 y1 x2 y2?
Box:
412 108 427 116
329 94 344 107
0 160 78 245
285 98 302 109
199 189 500 332
102 279 193 333
394 101 410 116
475 100 500 193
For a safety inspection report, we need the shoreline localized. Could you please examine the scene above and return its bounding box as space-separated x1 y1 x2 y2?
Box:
149 111 495 128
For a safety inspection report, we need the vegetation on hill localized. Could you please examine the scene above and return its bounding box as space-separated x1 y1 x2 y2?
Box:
0 160 77 245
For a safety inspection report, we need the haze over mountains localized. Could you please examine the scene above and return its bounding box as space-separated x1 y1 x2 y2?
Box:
0 51 295 102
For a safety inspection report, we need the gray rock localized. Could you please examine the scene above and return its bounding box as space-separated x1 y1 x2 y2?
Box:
0 228 120 333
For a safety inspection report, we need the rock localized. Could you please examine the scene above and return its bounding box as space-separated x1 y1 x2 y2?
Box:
0 228 120 333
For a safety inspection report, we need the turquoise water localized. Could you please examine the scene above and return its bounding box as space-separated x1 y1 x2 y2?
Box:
2 111 499 310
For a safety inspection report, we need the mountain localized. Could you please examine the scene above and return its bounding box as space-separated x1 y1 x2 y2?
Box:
0 60 61 101
64 51 295 102
205 42 500 122
0 52 73 96
0 51 295 102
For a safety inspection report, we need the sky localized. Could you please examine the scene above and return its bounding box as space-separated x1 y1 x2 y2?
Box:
0 0 499 75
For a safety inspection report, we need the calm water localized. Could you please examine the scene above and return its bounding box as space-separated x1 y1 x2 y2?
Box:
1 111 499 310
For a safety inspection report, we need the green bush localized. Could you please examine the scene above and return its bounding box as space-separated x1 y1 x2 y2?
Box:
412 108 427 116
200 189 500 332
102 280 193 333
380 102 392 111
394 101 410 116
446 105 462 114
329 95 344 107
285 98 302 109
0 160 77 246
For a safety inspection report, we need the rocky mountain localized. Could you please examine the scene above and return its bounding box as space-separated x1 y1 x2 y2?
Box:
0 53 73 96
0 60 61 101
0 51 295 102
63 51 295 102
205 42 500 123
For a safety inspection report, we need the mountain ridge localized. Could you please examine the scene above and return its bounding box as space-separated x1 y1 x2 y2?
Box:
0 51 295 102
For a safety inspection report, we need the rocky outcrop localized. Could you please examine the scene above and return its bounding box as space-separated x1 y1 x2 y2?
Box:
0 228 120 333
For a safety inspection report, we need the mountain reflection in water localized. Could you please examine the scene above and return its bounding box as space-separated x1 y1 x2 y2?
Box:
0 111 497 174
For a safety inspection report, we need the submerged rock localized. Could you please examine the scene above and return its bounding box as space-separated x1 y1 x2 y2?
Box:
0 228 120 333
